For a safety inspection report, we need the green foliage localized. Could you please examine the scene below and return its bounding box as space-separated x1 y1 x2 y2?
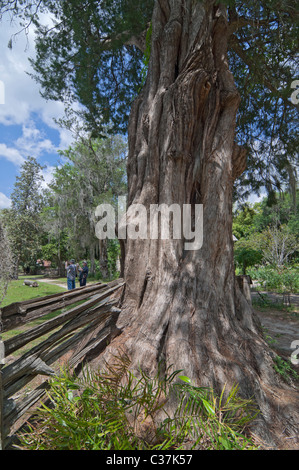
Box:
2 0 297 198
107 239 121 279
0 277 65 308
167 377 259 450
18 358 259 450
1 156 47 271
234 238 263 274
40 232 69 268
257 226 298 267
251 292 288 311
273 356 299 384
249 265 299 293
234 192 299 277
45 133 127 266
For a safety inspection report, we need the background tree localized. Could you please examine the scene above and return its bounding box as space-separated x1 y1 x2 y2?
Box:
258 225 298 267
232 203 259 239
0 219 14 305
234 237 263 274
253 190 299 235
2 0 299 447
47 133 127 277
40 189 70 276
233 190 299 270
1 156 46 277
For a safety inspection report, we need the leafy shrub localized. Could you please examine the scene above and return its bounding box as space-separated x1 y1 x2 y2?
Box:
18 357 259 450
249 266 299 293
273 356 299 384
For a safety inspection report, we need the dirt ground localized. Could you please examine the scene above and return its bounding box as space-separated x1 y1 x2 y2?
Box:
34 277 68 289
252 290 299 363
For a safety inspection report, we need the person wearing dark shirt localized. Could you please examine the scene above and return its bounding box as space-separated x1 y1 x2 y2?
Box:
79 261 89 287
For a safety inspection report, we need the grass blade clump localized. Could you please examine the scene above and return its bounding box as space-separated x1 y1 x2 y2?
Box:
18 357 259 450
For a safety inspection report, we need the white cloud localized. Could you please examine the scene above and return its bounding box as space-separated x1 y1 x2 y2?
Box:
0 21 41 126
0 143 25 166
40 164 58 189
0 121 59 167
0 192 11 209
0 14 74 150
247 192 266 205
15 122 57 159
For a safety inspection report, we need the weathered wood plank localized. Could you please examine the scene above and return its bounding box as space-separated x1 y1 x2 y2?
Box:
67 313 122 369
1 281 106 318
2 301 119 393
2 313 122 441
0 278 124 447
3 308 115 400
1 279 124 332
3 381 49 440
4 284 123 356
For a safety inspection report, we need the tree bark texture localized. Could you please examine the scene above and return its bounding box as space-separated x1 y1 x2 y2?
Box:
99 0 299 447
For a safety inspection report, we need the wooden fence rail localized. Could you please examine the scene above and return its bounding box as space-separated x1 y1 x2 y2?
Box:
0 279 124 450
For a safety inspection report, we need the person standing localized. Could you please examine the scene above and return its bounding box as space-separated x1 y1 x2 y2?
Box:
66 259 77 290
79 261 89 287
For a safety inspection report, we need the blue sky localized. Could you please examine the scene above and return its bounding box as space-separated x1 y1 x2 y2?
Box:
0 13 74 209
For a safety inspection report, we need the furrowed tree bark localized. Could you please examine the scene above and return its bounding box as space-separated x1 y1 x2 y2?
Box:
98 0 299 448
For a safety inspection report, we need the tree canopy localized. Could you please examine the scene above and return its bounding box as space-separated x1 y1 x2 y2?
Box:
233 190 298 272
2 0 298 201
0 156 45 273
44 133 127 274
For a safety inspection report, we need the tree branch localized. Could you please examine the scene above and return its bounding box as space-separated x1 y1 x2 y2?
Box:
230 37 298 111
228 14 276 35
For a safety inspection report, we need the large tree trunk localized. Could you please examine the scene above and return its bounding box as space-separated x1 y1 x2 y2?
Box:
98 0 298 448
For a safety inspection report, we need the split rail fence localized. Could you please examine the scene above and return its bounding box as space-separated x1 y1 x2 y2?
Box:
0 278 124 450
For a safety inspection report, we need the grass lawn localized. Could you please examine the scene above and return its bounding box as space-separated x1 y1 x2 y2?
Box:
1 276 66 308
1 277 82 357
0 274 109 355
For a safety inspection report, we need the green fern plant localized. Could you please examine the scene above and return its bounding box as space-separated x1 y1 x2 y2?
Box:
17 357 259 450
160 376 259 450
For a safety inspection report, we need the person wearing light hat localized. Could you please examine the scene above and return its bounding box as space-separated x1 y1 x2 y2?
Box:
65 259 77 290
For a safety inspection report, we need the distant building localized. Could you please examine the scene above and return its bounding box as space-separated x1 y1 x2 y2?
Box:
36 260 52 273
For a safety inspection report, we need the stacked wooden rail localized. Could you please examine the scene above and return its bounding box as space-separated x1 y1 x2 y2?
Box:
0 279 124 450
